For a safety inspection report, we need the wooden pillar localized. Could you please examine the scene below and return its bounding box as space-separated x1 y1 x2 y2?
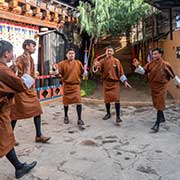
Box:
169 8 173 40
38 37 45 86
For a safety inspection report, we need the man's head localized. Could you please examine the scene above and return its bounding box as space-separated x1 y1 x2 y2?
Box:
66 48 75 60
105 45 114 58
152 48 164 61
0 40 13 63
57 20 65 29
22 39 36 54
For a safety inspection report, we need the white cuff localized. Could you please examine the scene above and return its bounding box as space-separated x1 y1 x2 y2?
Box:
120 74 127 82
135 66 145 75
22 74 35 89
174 76 180 86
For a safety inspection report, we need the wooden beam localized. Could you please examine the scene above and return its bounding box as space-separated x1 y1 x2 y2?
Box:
0 10 58 28
0 0 9 11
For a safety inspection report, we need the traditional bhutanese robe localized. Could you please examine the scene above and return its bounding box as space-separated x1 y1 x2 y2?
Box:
57 59 84 106
135 59 175 110
10 53 42 120
0 62 33 157
97 57 126 103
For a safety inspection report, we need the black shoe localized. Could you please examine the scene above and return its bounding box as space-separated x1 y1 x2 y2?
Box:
151 124 159 133
64 117 69 124
116 117 123 124
102 114 111 120
15 161 37 179
77 119 85 126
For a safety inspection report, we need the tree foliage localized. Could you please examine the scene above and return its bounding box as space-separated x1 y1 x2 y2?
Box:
78 0 111 38
78 0 152 38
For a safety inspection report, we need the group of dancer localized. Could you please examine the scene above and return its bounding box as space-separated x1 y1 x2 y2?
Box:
0 39 180 179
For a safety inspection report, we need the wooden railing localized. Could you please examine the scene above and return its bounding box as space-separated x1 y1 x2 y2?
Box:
35 75 63 101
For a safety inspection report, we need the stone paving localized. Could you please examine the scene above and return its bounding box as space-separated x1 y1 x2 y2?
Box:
1 102 180 180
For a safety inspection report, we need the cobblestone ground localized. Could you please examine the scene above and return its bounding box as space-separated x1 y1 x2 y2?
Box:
0 102 180 180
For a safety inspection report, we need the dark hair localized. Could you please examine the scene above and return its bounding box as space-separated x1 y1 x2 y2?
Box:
106 45 114 50
66 48 75 54
152 47 164 55
0 40 13 58
22 39 36 50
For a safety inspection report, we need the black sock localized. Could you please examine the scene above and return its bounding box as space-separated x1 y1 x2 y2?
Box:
158 110 165 121
106 103 110 115
11 120 17 130
34 115 42 137
64 106 69 118
76 104 82 120
155 111 161 127
6 148 23 170
115 103 120 118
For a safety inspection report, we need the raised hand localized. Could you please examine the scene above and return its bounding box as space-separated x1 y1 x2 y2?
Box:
10 55 18 73
94 57 100 66
52 63 57 70
132 58 140 68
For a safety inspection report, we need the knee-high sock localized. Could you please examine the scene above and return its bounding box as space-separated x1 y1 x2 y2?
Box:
6 148 23 170
76 104 82 120
11 120 17 130
155 110 161 127
64 106 69 117
158 110 165 121
115 103 120 118
105 103 111 115
34 115 42 137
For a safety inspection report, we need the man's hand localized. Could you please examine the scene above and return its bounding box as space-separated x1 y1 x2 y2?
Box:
52 63 57 71
10 55 18 73
132 58 140 68
93 58 99 67
124 81 132 88
11 64 18 73
35 71 40 78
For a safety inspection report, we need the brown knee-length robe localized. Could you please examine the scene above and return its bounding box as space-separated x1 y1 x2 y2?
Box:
97 57 125 103
0 62 28 157
10 53 42 120
143 59 175 111
57 59 84 106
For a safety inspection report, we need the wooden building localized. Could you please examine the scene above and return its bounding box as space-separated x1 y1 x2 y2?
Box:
132 0 180 99
0 0 82 101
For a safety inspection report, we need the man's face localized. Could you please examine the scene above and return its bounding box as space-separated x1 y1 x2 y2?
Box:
152 50 161 61
106 48 114 57
26 43 36 54
5 49 13 63
66 50 75 60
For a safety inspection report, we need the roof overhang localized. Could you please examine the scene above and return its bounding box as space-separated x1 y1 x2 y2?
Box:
144 0 180 10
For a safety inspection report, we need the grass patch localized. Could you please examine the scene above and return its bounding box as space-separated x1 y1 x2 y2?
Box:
81 80 96 97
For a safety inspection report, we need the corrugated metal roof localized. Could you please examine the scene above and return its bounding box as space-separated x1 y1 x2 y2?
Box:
144 0 180 9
